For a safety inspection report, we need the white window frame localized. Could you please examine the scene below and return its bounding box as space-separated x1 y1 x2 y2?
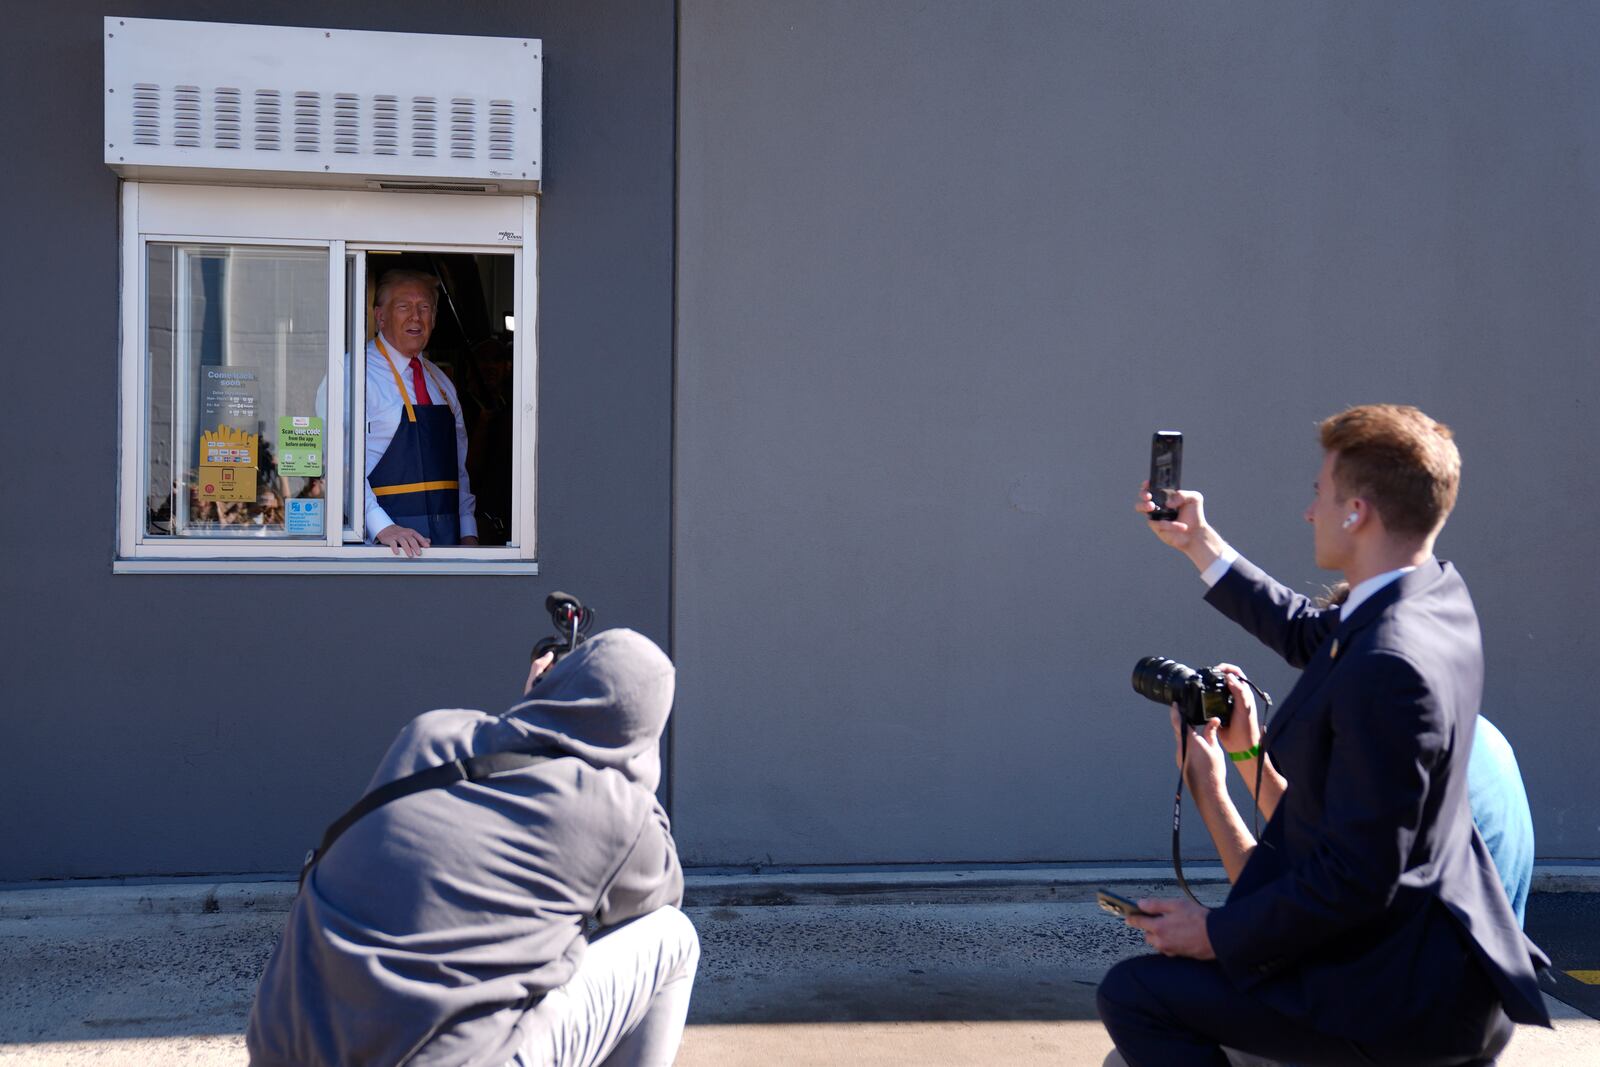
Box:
116 181 539 574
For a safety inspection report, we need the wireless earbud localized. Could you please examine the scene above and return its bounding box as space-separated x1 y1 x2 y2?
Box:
1343 513 1359 529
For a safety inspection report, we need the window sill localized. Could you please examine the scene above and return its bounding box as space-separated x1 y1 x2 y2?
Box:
114 556 540 576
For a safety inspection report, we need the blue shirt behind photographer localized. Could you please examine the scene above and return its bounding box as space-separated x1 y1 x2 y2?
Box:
1470 716 1534 926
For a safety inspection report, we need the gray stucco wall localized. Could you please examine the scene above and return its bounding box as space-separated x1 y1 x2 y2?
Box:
674 2 1600 865
0 1 675 880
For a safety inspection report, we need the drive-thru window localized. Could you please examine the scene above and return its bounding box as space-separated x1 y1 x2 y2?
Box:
106 17 541 572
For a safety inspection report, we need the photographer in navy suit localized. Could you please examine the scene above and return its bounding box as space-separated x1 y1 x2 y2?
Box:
1098 405 1550 1066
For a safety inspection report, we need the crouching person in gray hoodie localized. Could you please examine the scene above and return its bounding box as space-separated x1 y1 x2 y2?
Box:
247 629 698 1067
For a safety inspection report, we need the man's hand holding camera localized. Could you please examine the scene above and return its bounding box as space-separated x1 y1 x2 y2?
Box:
1170 704 1228 800
1173 665 1279 807
1161 662 1287 888
523 650 556 695
1123 664 1271 952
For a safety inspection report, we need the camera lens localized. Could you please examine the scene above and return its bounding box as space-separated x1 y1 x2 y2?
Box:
1131 656 1199 706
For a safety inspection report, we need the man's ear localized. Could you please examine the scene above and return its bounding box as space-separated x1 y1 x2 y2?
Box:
1342 498 1373 531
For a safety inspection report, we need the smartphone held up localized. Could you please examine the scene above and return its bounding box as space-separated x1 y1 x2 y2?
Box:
1148 431 1183 521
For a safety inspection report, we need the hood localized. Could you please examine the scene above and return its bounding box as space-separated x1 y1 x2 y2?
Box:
500 628 675 792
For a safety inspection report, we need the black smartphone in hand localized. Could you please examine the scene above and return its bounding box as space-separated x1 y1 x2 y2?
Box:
1148 431 1183 521
1097 888 1153 919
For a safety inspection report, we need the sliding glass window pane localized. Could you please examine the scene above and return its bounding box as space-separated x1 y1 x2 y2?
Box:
145 244 330 538
344 252 360 539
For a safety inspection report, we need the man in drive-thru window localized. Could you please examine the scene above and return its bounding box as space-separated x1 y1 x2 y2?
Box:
365 269 479 556
247 628 699 1067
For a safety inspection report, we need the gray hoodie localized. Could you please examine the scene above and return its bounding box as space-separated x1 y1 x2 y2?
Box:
247 629 683 1067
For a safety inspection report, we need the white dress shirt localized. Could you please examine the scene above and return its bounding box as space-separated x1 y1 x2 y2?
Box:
364 335 478 541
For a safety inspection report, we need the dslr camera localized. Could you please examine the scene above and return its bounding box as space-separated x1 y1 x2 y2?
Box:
1131 656 1232 727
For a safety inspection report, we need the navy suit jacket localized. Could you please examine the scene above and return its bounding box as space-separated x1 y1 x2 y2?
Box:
1203 557 1549 1040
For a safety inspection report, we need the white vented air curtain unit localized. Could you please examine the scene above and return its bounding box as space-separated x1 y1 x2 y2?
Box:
105 16 542 193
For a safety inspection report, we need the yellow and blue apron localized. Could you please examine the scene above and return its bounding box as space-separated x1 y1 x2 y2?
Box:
368 337 461 544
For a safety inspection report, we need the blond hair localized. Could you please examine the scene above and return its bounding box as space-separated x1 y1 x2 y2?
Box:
1319 404 1460 539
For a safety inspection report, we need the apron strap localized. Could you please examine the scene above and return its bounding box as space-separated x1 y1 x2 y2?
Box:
417 360 461 421
374 335 418 424
375 336 461 423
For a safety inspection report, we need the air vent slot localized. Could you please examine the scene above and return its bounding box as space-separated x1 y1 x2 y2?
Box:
367 180 498 193
449 97 476 159
293 91 320 153
173 85 201 147
132 83 160 146
334 93 359 154
371 94 399 156
412 96 437 158
254 89 281 151
488 100 514 160
214 87 242 149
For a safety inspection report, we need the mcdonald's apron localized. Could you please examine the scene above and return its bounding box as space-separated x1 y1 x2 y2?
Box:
368 338 461 544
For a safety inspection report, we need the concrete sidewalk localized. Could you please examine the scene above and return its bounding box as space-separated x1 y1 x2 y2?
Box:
2 868 1597 1066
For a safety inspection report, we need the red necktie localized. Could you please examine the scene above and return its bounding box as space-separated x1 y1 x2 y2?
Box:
409 358 434 406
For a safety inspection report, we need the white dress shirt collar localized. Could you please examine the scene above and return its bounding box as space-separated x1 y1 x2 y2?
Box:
376 332 419 367
1339 563 1422 620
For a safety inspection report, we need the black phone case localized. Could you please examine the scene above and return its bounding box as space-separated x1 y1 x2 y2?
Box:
1149 432 1183 521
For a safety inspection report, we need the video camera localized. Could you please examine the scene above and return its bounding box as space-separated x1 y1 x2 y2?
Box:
532 592 595 668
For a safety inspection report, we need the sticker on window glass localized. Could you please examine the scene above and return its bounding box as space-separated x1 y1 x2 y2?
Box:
197 465 257 503
286 497 324 535
277 416 324 477
201 425 259 468
200 367 259 430
197 426 259 503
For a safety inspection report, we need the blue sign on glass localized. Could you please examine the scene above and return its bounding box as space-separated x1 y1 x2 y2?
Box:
286 498 324 535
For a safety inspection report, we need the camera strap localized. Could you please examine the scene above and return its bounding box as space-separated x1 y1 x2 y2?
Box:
1170 677 1274 908
1172 730 1204 906
299 749 554 890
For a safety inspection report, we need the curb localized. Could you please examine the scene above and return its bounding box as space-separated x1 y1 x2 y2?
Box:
683 865 1230 907
1533 866 1600 893
2 864 1596 919
0 881 298 920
